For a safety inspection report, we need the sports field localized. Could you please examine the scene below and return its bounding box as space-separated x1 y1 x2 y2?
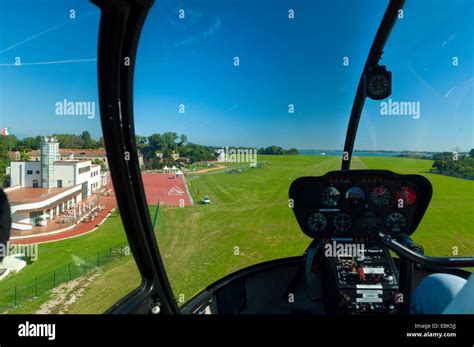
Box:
1 155 472 313
142 173 193 206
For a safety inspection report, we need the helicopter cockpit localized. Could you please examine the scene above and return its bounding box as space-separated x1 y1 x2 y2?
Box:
0 0 473 321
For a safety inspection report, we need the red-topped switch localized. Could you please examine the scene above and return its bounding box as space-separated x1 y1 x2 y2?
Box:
358 266 365 282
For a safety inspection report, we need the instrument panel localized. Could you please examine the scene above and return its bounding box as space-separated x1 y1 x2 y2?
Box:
289 170 432 238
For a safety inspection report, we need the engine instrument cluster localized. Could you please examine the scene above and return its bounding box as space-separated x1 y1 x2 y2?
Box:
289 170 432 238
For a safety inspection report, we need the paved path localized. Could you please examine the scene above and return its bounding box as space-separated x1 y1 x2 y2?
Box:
190 164 225 174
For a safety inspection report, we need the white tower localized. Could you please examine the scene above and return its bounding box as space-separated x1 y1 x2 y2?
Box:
41 136 60 188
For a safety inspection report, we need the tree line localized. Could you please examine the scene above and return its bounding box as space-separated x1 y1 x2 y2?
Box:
258 146 299 155
431 150 474 178
3 131 103 152
136 132 216 169
0 130 302 183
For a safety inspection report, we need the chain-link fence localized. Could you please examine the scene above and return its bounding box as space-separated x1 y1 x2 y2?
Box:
0 243 130 310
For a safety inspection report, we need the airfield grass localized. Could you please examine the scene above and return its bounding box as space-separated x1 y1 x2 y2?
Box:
156 155 474 302
1 155 472 313
66 255 141 314
0 211 141 313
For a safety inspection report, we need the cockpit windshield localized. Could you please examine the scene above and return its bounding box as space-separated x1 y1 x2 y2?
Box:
354 0 474 257
0 0 472 317
134 0 389 303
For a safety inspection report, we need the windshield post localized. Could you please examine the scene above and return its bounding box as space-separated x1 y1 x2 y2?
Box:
341 0 405 170
93 0 178 314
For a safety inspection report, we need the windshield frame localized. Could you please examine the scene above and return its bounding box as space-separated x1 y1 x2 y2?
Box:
96 0 406 314
93 0 178 314
341 0 405 170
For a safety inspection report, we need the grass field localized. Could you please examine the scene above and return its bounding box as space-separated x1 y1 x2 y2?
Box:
156 155 474 302
1 154 472 313
65 255 140 314
0 211 141 313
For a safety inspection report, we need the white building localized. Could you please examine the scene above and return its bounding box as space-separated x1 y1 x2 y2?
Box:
5 137 106 231
52 161 101 197
10 157 101 197
6 185 83 228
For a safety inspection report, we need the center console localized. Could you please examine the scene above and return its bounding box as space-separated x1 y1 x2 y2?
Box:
322 238 400 314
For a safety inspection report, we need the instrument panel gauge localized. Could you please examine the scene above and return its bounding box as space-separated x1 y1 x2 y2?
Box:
333 212 352 233
370 186 391 206
386 212 406 234
357 211 382 234
365 65 392 100
307 212 327 233
345 186 365 206
367 74 390 98
322 186 341 206
396 185 417 207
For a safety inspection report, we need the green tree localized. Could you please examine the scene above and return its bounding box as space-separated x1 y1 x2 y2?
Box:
0 143 10 186
80 131 95 149
54 134 84 148
135 135 148 144
19 150 31 161
92 158 106 170
179 134 188 147
162 132 179 151
14 136 40 151
1 134 17 152
148 133 164 150
286 148 299 155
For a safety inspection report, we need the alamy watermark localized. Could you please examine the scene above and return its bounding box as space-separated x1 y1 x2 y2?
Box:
324 241 365 261
380 99 421 119
217 146 257 166
55 99 96 119
0 242 38 261
18 321 55 341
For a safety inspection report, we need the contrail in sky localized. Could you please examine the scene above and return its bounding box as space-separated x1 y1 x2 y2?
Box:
0 58 96 66
0 22 67 54
0 10 97 54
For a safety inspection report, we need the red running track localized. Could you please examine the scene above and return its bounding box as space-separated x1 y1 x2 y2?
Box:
11 173 192 244
141 173 193 207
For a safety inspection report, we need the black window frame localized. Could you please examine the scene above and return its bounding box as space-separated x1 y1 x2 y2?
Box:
93 0 177 314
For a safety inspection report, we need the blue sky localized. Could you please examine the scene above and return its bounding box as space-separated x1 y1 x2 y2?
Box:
0 0 472 152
